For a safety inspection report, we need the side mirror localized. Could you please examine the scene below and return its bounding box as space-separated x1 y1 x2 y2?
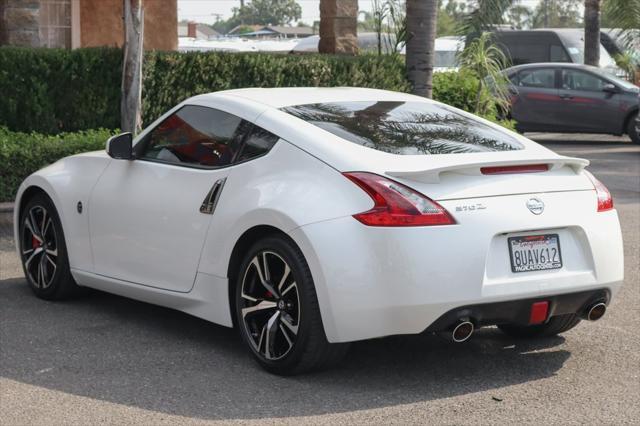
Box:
602 83 619 93
106 133 133 160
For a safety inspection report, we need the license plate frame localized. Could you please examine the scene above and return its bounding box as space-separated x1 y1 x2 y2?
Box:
508 234 563 273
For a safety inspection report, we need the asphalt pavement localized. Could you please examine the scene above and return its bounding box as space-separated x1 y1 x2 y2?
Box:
1 136 638 425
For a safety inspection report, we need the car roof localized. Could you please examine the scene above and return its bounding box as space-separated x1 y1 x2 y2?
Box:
191 87 423 109
504 62 602 74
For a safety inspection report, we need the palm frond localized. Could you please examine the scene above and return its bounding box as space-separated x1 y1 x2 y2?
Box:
457 0 514 42
603 0 640 49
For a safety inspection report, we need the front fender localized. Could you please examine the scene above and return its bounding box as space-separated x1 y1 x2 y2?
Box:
13 152 112 272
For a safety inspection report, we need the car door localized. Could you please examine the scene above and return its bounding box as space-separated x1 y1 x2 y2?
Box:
557 68 622 133
510 67 563 130
89 105 248 292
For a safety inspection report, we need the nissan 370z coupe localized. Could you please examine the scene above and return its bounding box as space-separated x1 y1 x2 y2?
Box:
14 88 624 374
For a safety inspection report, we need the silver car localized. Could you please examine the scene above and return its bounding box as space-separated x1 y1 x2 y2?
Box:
504 63 639 144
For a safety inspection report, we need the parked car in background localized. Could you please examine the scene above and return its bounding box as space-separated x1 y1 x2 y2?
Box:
430 36 464 72
503 63 639 143
291 32 400 54
491 29 624 78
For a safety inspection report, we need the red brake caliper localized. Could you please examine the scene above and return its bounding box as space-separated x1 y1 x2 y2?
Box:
32 235 41 249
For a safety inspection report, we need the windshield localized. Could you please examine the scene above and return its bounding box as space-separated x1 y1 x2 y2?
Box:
282 101 524 155
557 31 617 69
591 67 640 90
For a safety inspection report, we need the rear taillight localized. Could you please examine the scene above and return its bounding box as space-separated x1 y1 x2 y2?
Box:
585 171 613 212
343 172 456 226
481 164 549 175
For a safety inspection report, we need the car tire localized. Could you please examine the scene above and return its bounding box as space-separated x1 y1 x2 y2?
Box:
234 235 349 375
19 192 79 300
498 314 581 338
627 111 639 144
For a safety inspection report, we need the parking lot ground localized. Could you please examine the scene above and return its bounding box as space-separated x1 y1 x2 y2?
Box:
1 139 639 425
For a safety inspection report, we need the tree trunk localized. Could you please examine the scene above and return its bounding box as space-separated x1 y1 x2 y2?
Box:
405 0 438 98
584 0 601 66
121 0 144 134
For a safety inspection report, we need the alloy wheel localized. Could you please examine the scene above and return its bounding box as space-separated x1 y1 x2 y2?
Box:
21 205 58 289
240 251 300 360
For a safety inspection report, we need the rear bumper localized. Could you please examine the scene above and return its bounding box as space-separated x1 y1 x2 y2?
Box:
424 288 610 332
290 192 624 343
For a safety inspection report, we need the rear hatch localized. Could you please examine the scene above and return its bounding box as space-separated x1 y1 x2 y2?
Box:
384 154 607 295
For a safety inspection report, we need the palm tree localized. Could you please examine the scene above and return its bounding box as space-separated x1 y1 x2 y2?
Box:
603 0 640 47
405 0 438 98
584 0 601 66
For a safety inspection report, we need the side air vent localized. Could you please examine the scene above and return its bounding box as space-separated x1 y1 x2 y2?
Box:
200 178 227 214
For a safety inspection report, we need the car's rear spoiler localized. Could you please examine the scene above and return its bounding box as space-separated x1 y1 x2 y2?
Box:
385 156 589 184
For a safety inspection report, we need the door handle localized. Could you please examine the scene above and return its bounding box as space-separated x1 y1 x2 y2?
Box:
200 178 227 214
559 94 574 100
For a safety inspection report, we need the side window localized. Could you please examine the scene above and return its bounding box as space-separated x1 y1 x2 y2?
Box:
561 69 606 92
517 69 556 89
550 45 569 62
140 105 242 168
503 43 549 64
236 126 279 162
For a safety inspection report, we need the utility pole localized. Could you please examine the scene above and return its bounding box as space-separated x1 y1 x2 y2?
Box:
121 0 144 134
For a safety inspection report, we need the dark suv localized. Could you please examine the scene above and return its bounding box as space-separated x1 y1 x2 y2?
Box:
503 63 639 143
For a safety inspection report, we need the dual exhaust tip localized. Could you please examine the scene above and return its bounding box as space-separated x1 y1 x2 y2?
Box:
450 320 475 343
446 302 606 343
584 302 607 322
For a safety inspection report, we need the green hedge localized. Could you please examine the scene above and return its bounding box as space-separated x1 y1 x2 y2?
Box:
0 127 117 201
0 47 412 133
0 47 122 134
143 51 411 124
3 47 496 133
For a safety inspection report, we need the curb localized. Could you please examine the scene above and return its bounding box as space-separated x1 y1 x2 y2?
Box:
0 202 15 213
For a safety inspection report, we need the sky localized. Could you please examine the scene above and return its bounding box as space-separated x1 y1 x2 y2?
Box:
177 0 546 26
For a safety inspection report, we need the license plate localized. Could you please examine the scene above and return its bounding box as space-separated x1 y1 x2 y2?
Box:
508 234 562 273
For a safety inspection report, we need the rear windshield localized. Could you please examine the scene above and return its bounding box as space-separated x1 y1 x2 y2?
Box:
282 101 523 155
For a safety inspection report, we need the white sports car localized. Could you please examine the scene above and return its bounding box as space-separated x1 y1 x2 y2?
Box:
14 88 624 375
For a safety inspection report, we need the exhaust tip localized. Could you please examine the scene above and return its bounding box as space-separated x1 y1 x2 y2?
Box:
586 302 607 321
452 321 474 343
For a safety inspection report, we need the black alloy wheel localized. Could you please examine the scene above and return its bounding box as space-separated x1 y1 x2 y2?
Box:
235 235 348 375
19 193 78 299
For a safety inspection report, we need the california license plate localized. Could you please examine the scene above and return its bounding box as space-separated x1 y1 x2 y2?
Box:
508 234 562 273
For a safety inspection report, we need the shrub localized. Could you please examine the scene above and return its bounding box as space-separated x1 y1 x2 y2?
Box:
142 51 411 124
0 127 117 201
432 70 480 113
0 47 122 134
1 46 511 134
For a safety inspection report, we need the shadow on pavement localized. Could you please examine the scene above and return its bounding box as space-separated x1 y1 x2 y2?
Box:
0 277 570 421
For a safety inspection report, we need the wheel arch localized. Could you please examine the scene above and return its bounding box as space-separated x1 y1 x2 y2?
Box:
13 181 65 258
226 224 295 327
